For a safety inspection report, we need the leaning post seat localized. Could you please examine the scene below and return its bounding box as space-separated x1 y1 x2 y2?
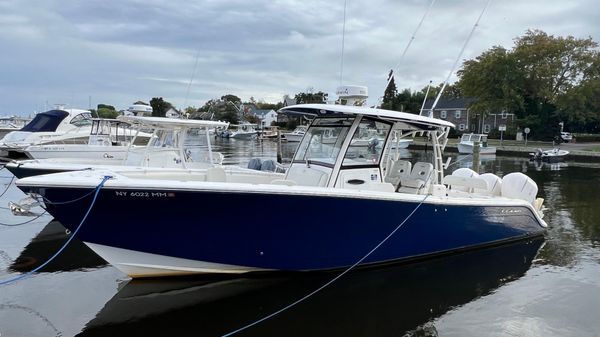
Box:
397 162 434 194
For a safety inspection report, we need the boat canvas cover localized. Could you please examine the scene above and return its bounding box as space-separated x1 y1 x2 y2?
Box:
20 110 69 132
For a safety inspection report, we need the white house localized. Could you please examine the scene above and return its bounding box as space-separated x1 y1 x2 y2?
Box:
253 109 277 127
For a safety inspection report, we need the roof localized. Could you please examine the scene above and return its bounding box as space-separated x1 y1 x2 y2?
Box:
118 116 229 128
279 104 455 129
252 109 276 116
421 98 476 110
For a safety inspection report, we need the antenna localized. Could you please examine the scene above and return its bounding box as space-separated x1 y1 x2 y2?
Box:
378 0 436 107
339 0 348 86
420 80 433 114
427 0 492 117
184 47 202 109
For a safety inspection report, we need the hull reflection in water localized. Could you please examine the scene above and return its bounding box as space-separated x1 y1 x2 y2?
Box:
9 220 107 273
80 238 544 337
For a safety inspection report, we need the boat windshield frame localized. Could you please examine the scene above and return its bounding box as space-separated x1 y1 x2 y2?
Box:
340 117 393 169
292 117 354 168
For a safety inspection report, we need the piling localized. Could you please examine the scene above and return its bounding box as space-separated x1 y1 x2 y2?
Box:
277 128 283 163
473 141 480 173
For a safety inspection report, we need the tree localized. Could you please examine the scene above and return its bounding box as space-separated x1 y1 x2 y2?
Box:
149 97 172 117
456 30 600 138
96 104 118 119
381 70 398 110
221 94 241 104
294 91 328 104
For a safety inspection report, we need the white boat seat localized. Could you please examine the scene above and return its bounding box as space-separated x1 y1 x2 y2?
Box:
501 172 538 204
384 159 412 188
206 167 226 182
285 165 329 187
474 173 502 196
398 162 433 194
443 175 488 192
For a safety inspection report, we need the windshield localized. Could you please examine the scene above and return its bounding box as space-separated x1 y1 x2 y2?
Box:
342 118 392 167
70 112 93 127
293 117 354 167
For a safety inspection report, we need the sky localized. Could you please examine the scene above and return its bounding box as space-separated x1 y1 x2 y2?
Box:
0 0 598 116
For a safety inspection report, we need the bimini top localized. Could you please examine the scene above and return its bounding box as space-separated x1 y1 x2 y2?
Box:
279 104 455 130
20 110 70 132
118 116 229 129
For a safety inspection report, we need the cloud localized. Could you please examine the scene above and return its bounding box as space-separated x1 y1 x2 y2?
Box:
0 0 598 115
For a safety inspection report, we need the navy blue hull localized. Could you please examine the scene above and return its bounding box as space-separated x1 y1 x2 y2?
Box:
28 186 546 271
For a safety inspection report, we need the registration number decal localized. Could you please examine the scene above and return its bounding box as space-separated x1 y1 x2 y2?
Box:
114 191 175 198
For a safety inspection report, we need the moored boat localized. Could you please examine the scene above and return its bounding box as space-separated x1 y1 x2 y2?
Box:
22 118 150 161
457 133 496 154
529 147 569 162
16 102 547 278
0 108 94 159
282 125 307 142
5 116 231 178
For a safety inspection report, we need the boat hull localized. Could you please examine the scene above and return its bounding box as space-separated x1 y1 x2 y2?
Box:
20 183 546 277
282 134 303 142
25 145 129 160
229 132 257 140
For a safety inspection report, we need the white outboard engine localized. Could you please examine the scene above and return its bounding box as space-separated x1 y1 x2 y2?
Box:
336 85 368 106
501 172 538 205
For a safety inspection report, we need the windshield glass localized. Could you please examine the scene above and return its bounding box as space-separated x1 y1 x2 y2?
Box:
70 113 93 127
293 117 354 167
342 118 391 167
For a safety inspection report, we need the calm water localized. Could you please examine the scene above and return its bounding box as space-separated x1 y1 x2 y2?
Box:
1 139 599 336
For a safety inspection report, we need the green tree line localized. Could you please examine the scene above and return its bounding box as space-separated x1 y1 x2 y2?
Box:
382 29 600 139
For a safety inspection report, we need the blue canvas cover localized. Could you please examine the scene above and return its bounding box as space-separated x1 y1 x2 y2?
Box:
20 110 69 132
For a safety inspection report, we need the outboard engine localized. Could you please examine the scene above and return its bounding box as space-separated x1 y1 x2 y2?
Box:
501 172 538 204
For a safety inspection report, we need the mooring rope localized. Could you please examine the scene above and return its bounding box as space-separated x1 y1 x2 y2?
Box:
0 211 48 227
221 193 430 337
0 176 111 286
0 175 15 199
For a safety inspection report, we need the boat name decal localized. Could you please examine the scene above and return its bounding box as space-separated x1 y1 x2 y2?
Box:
500 208 522 214
114 191 175 198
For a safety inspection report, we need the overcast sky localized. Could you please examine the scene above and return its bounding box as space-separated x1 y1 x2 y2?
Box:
1 0 598 115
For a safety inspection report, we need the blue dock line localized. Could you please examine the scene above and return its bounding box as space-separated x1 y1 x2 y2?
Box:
0 176 111 286
222 194 430 337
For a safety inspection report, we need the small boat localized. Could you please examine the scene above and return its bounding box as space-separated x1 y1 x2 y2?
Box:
282 125 307 142
457 133 496 154
229 123 258 140
22 118 150 161
529 148 569 162
16 97 547 278
258 126 281 140
0 108 95 159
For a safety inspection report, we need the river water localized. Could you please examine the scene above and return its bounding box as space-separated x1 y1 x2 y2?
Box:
0 139 599 336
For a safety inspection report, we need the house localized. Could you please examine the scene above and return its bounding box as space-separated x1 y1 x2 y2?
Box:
421 98 516 134
252 109 278 127
165 107 182 119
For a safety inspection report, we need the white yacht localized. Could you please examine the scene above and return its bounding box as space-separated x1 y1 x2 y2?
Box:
0 108 94 159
